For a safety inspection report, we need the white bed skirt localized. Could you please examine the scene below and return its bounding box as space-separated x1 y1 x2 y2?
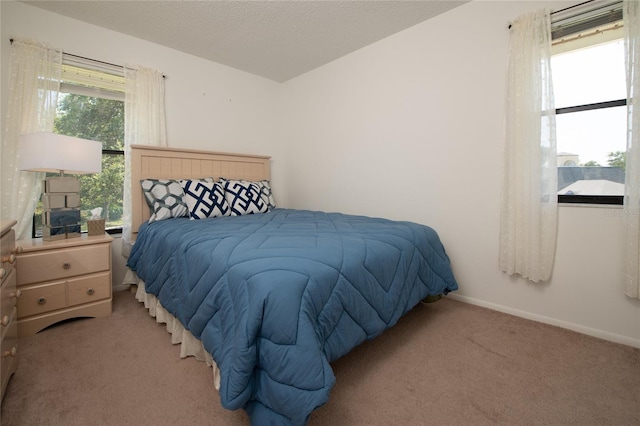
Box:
123 268 221 390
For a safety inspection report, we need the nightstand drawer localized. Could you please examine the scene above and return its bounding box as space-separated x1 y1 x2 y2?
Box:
17 244 109 285
1 307 18 397
1 268 18 321
15 233 113 336
68 272 111 306
17 281 67 317
0 220 17 402
1 307 17 352
1 228 16 279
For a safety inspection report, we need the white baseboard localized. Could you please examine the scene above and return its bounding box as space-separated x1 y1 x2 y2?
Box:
447 293 640 349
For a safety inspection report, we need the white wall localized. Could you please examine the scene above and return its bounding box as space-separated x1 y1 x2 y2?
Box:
2 1 638 347
281 0 640 347
1 2 282 156
1 1 285 289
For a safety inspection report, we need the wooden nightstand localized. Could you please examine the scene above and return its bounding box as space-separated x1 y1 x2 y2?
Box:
15 233 113 336
1 220 19 401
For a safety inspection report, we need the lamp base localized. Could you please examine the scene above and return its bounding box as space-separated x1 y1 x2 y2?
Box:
44 176 80 193
41 176 82 240
42 225 81 241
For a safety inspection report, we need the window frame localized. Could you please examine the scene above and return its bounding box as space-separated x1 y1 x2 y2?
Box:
31 55 125 238
555 99 626 206
552 2 625 206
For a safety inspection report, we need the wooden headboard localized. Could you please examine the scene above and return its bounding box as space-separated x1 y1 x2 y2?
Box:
130 144 271 240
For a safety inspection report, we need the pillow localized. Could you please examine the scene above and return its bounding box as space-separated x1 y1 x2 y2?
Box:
258 180 276 210
219 178 276 211
141 177 215 222
223 180 268 216
180 180 230 219
141 179 188 222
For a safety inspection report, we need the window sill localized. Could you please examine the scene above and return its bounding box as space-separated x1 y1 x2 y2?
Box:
559 203 623 209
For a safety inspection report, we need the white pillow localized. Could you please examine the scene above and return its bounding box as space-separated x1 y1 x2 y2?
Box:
141 179 189 222
223 180 268 216
219 178 276 211
181 180 230 219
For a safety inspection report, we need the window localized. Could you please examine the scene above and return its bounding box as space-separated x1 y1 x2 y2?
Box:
33 55 125 236
551 2 625 204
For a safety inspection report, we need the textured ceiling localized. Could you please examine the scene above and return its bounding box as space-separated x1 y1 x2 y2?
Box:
23 1 468 82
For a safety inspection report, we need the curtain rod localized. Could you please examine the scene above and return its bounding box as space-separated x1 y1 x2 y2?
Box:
9 38 165 78
552 0 595 16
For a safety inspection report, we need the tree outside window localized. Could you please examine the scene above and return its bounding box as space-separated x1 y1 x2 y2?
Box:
34 93 124 235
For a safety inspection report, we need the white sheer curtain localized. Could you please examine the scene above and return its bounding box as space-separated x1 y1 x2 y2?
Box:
623 0 640 299
0 39 61 239
499 10 558 283
121 66 167 256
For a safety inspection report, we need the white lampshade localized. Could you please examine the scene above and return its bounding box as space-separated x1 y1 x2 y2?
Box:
18 132 102 174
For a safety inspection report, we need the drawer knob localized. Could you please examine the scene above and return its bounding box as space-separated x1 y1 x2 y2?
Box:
38 297 47 305
10 289 22 299
87 288 95 296
63 262 71 270
2 347 17 358
14 246 23 254
1 254 15 264
1 316 9 327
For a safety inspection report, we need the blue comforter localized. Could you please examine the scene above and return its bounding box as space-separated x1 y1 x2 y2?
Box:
127 209 458 425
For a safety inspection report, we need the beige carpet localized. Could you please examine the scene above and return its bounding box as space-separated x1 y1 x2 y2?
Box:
1 290 638 426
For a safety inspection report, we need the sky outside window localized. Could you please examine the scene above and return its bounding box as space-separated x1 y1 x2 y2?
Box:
551 38 626 167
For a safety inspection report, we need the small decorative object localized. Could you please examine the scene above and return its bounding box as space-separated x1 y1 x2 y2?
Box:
87 207 105 236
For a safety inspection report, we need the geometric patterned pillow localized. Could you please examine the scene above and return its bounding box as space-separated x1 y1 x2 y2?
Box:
258 180 276 210
219 178 276 211
140 179 188 222
180 180 230 219
222 179 268 216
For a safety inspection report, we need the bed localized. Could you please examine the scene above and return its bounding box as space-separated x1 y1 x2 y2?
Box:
125 145 459 425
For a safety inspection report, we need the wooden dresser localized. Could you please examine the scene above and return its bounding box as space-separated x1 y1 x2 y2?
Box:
15 233 113 337
1 220 19 401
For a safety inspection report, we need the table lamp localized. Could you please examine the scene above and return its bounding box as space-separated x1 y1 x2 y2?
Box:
18 132 102 240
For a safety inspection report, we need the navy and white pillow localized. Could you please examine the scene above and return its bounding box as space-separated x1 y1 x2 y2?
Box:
180 180 230 219
141 177 215 222
223 180 268 216
219 178 276 211
141 179 189 222
258 180 276 210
